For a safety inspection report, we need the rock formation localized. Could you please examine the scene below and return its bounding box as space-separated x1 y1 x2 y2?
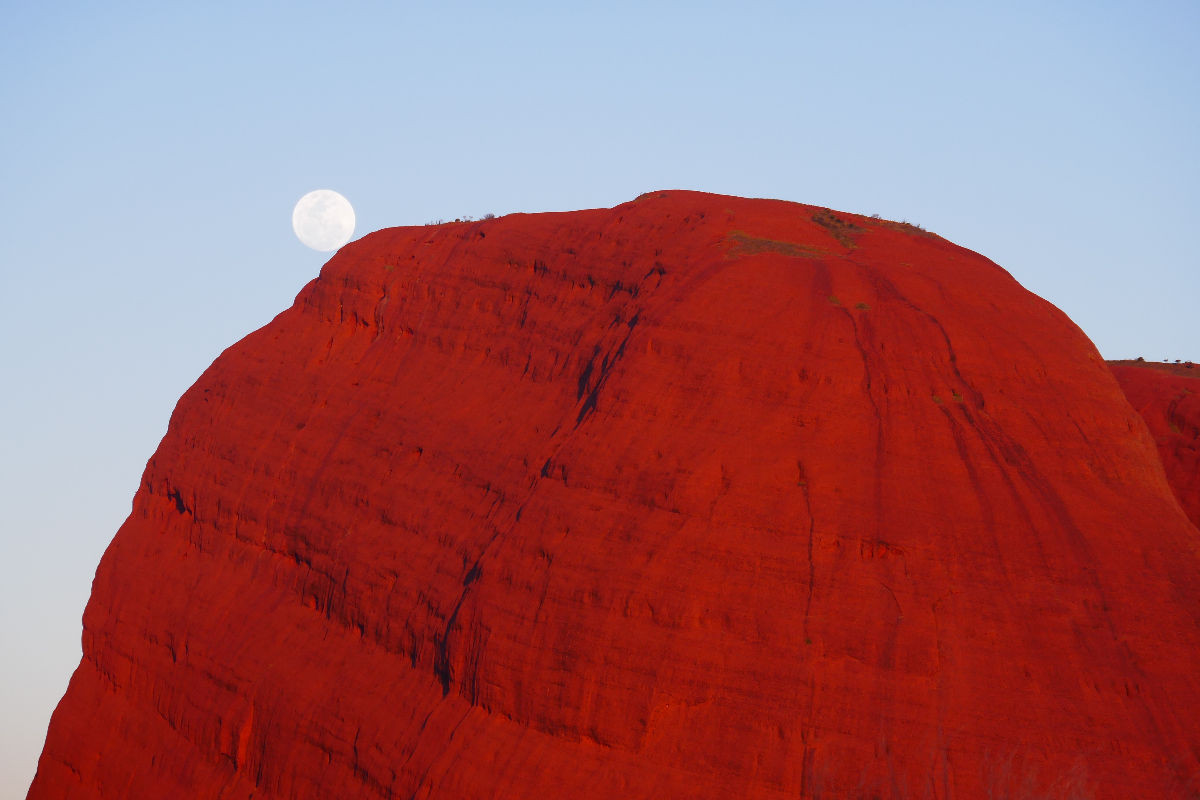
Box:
29 192 1200 799
1109 360 1200 528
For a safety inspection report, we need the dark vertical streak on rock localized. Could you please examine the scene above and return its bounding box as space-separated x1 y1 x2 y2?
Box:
796 460 816 644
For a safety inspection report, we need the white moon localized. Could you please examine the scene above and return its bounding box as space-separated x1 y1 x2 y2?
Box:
292 189 355 251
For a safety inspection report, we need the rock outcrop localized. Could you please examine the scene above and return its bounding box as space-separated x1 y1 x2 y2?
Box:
1109 360 1200 529
29 192 1200 799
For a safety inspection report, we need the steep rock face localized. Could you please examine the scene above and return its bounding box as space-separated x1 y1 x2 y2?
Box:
1109 361 1200 528
30 192 1200 799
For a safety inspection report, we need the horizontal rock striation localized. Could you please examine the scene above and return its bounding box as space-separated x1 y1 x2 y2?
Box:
30 192 1200 799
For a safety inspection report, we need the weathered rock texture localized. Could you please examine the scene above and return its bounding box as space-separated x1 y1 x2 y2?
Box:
1109 360 1200 529
30 192 1200 799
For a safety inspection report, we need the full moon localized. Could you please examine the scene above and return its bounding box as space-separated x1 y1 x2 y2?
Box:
292 189 355 251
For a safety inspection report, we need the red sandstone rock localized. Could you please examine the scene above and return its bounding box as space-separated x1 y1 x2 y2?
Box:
1109 361 1200 529
29 192 1200 799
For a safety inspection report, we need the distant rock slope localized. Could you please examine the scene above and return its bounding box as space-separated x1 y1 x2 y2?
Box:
1109 360 1200 528
29 192 1200 799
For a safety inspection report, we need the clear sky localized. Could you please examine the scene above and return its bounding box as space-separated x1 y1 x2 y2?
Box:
1 1 1197 796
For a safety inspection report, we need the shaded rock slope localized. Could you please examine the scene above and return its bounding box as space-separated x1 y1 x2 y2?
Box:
1109 361 1200 529
29 192 1200 799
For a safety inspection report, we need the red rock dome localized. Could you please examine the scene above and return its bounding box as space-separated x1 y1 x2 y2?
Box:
29 192 1200 799
1109 360 1200 529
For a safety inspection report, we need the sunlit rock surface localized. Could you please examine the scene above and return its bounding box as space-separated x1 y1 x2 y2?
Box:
29 192 1200 799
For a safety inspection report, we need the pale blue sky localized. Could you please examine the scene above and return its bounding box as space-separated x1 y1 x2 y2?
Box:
2 1 1197 796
